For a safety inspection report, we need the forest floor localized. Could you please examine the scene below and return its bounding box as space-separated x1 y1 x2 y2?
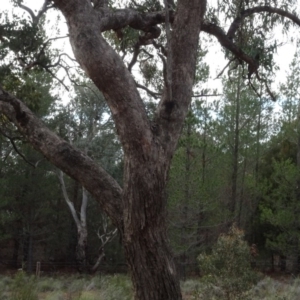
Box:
1 271 300 299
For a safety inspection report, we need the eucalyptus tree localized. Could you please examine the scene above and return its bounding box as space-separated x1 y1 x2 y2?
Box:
55 82 121 271
1 0 300 299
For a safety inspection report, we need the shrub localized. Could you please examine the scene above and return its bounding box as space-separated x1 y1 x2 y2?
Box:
197 224 259 300
10 271 38 300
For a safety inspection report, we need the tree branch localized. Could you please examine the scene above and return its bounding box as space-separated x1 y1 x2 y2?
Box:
0 128 37 168
57 169 81 227
215 58 236 79
53 0 154 158
91 0 109 9
154 0 206 156
99 9 171 34
227 6 300 40
202 22 259 73
17 0 53 25
135 82 161 99
0 86 123 229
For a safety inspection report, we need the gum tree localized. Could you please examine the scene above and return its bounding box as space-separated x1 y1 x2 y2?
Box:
1 0 300 299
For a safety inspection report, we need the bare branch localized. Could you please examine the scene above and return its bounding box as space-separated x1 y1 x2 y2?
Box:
92 227 117 272
16 36 69 71
17 0 52 25
128 31 160 73
0 128 38 167
215 58 236 79
128 44 141 73
17 2 36 23
192 93 222 98
152 40 167 57
44 67 69 91
135 82 161 99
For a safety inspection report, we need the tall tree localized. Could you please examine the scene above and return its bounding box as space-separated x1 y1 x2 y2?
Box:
55 81 120 271
1 1 300 299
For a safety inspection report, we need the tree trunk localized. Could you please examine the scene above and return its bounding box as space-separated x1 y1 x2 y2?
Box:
27 233 33 273
76 226 88 272
1 1 206 298
22 230 33 273
230 69 241 216
12 238 20 269
122 158 181 300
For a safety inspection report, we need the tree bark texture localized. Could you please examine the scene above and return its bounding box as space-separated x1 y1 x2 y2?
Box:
76 226 88 272
4 0 299 298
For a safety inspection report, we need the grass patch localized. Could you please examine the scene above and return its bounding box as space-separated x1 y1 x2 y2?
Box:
3 271 300 300
10 271 38 300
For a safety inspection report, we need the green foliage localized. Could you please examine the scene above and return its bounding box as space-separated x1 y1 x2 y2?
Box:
0 9 56 114
3 274 133 300
258 158 300 257
167 101 228 268
36 276 64 292
197 225 259 300
3 273 300 300
11 271 38 300
99 274 133 300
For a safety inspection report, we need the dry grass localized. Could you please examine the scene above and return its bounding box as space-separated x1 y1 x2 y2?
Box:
2 272 300 300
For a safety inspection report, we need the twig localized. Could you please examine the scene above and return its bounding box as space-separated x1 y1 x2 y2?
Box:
215 58 236 79
135 82 161 99
192 93 222 98
0 129 37 167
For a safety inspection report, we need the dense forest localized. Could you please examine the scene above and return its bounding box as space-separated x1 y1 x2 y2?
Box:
1 0 300 299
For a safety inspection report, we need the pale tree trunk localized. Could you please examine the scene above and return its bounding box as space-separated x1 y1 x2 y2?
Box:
57 170 88 272
76 187 88 271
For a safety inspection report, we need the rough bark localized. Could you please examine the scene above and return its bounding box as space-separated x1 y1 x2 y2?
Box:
48 1 205 298
2 0 300 299
0 88 123 229
76 225 88 272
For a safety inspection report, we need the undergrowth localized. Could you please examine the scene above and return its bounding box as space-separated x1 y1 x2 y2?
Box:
1 270 300 300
